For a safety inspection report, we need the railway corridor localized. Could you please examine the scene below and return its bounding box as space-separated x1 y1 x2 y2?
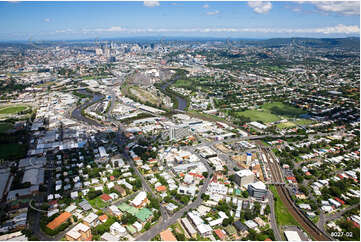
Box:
259 145 331 241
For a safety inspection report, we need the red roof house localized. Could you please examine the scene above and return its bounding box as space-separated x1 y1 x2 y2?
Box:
100 193 112 202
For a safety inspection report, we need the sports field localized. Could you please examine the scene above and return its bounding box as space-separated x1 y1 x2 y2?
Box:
262 102 306 117
237 102 308 124
0 105 28 115
237 109 280 123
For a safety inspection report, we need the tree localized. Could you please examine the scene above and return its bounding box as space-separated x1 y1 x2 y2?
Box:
180 196 190 204
149 196 160 209
222 217 232 226
135 178 142 189
244 210 254 220
299 185 309 196
164 196 172 203
201 193 210 201
121 213 137 224
242 190 249 198
87 190 102 200
295 174 304 184
144 222 151 230
253 202 261 214
175 233 186 241
229 174 235 182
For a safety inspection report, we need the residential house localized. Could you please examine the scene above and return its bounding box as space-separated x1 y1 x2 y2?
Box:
83 213 98 227
110 222 127 237
47 212 73 231
65 223 91 241
131 191 148 208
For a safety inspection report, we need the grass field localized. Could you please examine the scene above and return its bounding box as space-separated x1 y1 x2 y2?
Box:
237 109 280 123
294 119 314 126
262 102 306 117
0 105 27 115
0 122 13 133
129 86 160 106
88 197 107 209
237 102 307 124
276 119 314 129
276 122 296 129
173 79 193 88
269 185 299 227
0 143 27 160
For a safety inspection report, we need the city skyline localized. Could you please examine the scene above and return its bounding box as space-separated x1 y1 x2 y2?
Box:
0 1 360 41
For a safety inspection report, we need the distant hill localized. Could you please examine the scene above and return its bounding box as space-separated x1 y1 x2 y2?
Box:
0 37 359 51
244 37 360 50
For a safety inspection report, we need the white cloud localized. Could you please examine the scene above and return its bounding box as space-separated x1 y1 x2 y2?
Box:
311 24 360 34
143 1 159 7
206 10 220 16
72 24 359 35
312 1 360 15
203 4 209 9
55 28 73 33
44 18 51 23
248 1 272 14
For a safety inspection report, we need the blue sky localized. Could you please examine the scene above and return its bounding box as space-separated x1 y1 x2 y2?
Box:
0 1 359 40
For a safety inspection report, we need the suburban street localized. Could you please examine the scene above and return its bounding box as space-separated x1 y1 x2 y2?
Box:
136 157 213 241
318 203 360 233
61 94 345 241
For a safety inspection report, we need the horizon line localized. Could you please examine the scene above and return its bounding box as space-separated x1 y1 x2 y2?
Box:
0 36 360 43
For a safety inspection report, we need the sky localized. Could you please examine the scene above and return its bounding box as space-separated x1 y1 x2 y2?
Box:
0 1 360 41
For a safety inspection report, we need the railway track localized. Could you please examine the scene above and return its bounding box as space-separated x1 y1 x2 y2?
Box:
275 184 331 241
259 145 331 241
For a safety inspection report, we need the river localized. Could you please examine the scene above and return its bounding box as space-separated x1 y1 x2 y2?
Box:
71 89 104 126
160 80 187 111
